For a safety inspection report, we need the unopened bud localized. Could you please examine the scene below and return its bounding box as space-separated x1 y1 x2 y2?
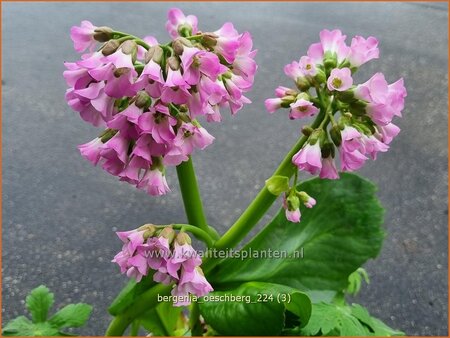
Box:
175 232 192 245
121 40 137 63
309 129 323 145
314 68 326 84
145 45 164 65
337 89 355 103
159 226 175 243
330 125 342 147
167 56 180 71
201 33 218 48
93 26 113 42
280 95 296 108
113 67 130 78
286 193 300 211
295 76 310 91
172 39 185 55
178 24 193 38
101 39 120 56
302 126 314 137
135 91 152 110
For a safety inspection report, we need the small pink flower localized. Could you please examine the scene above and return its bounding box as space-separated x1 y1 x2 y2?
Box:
78 138 103 165
213 22 241 63
376 123 400 145
137 168 170 196
138 105 177 144
265 98 283 114
166 241 201 279
166 8 198 39
339 126 367 172
172 267 213 307
70 21 97 52
289 99 319 119
360 134 389 160
275 86 295 98
232 32 257 81
319 156 339 179
284 61 303 81
285 208 301 223
319 29 350 62
303 196 316 208
299 56 317 76
292 143 322 175
327 67 353 91
348 36 379 67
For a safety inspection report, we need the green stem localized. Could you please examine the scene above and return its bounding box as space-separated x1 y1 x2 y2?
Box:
169 224 215 248
202 109 326 273
189 302 202 336
111 30 151 49
105 283 172 336
130 320 140 336
176 157 214 236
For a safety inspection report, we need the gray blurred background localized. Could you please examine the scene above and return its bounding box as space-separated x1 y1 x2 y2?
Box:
2 2 448 335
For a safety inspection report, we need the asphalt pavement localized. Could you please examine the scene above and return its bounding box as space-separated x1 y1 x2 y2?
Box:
2 2 448 335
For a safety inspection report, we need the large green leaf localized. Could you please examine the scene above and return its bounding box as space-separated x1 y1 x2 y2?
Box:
199 282 311 336
140 301 183 336
25 285 54 323
209 173 385 294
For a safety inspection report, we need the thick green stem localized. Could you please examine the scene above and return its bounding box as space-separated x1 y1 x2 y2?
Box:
176 157 213 236
202 109 326 273
170 224 215 248
105 284 172 336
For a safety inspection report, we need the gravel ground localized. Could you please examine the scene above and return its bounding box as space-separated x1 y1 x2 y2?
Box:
2 2 448 336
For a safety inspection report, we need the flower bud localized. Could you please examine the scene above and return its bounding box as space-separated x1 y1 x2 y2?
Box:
323 51 337 70
93 26 113 42
159 226 175 243
295 76 310 91
286 193 300 211
201 33 218 48
120 40 137 63
145 45 164 65
137 224 157 239
336 89 355 103
297 191 316 208
280 95 296 108
167 56 181 71
265 175 290 196
178 24 193 38
175 232 192 245
313 68 326 84
309 128 323 145
172 39 185 55
302 126 314 137
135 91 152 110
101 39 120 56
330 125 342 147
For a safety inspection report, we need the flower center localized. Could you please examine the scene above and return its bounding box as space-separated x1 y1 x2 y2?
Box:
332 77 342 88
299 106 308 112
305 64 312 70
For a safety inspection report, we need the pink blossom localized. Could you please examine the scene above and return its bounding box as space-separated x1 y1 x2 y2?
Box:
299 56 317 76
319 156 339 179
285 208 301 223
78 138 103 165
181 47 224 85
289 99 319 119
264 98 283 114
307 42 324 64
292 143 322 175
137 168 171 196
303 196 316 208
275 86 295 98
360 134 389 160
173 123 215 155
213 22 241 63
166 8 198 39
327 67 353 91
319 29 350 62
232 32 258 81
348 36 379 68
284 61 303 81
70 21 97 52
166 241 201 279
376 123 400 145
339 126 367 172
138 105 177 144
99 133 129 175
172 267 213 306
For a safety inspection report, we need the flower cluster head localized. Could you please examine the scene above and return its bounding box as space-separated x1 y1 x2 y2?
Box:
112 224 213 306
266 29 406 222
65 8 257 195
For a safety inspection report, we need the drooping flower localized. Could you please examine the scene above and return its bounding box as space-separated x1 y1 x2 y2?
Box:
166 8 198 39
70 21 98 53
319 156 339 179
292 142 322 175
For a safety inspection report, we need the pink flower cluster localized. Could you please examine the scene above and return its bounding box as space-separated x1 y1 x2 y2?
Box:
266 29 406 222
65 8 257 195
112 225 213 306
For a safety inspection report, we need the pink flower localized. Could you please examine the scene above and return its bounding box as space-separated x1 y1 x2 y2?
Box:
339 126 367 172
99 133 129 175
137 168 171 196
299 56 317 76
172 267 213 306
173 122 215 155
180 47 224 85
232 32 257 81
303 196 316 208
70 21 97 52
213 23 241 63
360 134 389 160
319 29 350 62
348 36 379 68
138 105 177 144
355 72 389 104
285 208 301 223
78 137 103 165
327 67 353 91
289 99 319 119
376 123 400 145
284 61 303 81
166 241 201 279
275 86 295 98
265 98 283 114
319 156 339 179
166 8 198 39
292 143 322 175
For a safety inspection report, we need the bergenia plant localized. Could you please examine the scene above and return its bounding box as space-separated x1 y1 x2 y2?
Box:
63 8 407 337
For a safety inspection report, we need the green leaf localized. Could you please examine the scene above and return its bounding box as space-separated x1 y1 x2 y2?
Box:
2 317 60 336
108 274 155 315
48 303 92 329
265 175 290 195
25 285 54 323
350 304 405 336
284 292 312 329
199 282 311 336
209 173 385 294
347 268 370 296
140 301 183 336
